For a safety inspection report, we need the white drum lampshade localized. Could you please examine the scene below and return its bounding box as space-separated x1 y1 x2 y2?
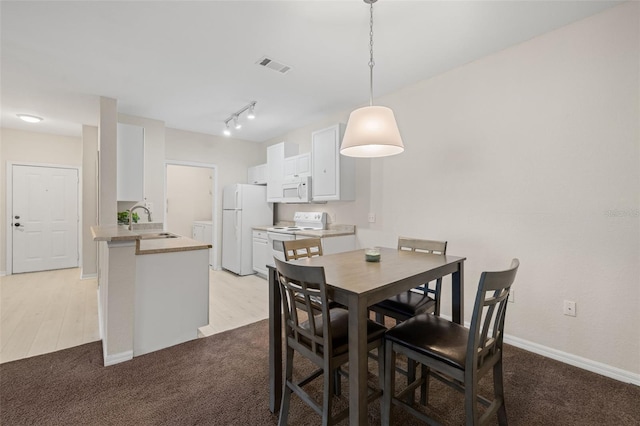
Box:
340 105 404 158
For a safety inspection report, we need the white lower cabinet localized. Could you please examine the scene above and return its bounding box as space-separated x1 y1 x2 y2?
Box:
134 249 209 357
252 230 269 276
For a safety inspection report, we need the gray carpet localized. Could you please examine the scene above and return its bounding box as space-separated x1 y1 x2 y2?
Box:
1 319 638 425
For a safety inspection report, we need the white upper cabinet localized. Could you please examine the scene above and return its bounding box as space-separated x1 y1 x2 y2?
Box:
117 123 144 202
267 142 299 202
248 163 267 185
283 152 311 180
311 124 355 201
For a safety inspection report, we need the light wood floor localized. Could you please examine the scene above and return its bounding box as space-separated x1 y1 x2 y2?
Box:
0 268 269 364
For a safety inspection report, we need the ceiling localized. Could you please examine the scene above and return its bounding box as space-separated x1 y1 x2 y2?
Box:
0 1 621 142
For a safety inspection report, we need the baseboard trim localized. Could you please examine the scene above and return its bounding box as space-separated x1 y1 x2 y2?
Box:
81 272 97 280
439 314 639 386
0 270 6 277
103 350 133 367
504 334 640 386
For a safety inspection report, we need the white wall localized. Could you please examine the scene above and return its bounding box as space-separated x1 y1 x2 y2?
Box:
98 97 118 226
0 128 82 274
81 125 99 277
164 127 267 266
166 164 212 238
266 3 640 377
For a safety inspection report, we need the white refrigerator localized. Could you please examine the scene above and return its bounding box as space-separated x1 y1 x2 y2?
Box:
222 184 273 275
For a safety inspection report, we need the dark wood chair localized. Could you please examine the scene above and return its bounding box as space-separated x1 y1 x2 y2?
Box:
282 237 323 260
382 259 520 426
283 238 327 312
370 237 448 325
274 258 386 426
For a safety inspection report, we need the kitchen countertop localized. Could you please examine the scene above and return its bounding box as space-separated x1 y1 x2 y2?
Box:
91 225 211 255
253 224 356 238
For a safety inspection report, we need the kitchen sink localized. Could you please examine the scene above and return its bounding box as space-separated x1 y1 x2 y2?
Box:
138 232 179 240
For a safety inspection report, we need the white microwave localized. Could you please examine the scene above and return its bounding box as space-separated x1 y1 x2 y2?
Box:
281 176 311 203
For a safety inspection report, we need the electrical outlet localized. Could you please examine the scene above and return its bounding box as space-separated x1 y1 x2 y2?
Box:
563 300 576 317
145 202 153 213
508 289 514 303
368 213 376 223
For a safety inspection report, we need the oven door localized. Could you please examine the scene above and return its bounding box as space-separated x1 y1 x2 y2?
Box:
267 231 296 266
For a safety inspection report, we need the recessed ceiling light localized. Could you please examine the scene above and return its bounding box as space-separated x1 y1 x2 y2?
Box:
17 114 43 123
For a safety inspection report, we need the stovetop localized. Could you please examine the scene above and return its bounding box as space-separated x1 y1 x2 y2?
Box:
267 226 320 233
267 211 327 233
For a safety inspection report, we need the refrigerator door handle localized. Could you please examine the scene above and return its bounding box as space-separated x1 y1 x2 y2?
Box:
235 190 239 209
235 210 240 237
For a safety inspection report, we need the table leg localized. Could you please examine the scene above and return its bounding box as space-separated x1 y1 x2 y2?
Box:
268 266 282 413
348 297 368 425
451 260 465 325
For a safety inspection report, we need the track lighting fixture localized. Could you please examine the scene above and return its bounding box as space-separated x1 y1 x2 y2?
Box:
222 101 257 137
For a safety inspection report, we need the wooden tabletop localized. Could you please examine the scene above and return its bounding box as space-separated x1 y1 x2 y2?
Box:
292 247 466 300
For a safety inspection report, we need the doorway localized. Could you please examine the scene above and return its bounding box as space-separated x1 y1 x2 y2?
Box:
8 164 79 274
164 161 218 269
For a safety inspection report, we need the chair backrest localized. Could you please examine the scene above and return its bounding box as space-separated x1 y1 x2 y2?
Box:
283 238 323 261
467 258 520 373
274 258 331 362
398 237 447 255
398 238 448 302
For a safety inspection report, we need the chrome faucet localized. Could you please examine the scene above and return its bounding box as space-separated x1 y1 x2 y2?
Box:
128 204 152 230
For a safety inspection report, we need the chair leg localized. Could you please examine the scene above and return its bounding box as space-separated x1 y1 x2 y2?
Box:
278 346 295 426
420 363 429 406
377 344 385 392
381 340 396 425
322 362 335 426
407 358 417 404
464 376 479 426
333 368 341 396
493 358 508 426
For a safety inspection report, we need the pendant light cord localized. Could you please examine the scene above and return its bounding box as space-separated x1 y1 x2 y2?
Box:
369 1 375 107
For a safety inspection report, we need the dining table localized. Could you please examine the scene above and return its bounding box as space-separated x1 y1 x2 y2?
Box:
267 247 466 425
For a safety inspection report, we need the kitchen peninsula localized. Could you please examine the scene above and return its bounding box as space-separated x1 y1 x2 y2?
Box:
92 225 211 366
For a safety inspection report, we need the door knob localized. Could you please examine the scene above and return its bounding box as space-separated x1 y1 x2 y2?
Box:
14 215 20 219
14 222 21 227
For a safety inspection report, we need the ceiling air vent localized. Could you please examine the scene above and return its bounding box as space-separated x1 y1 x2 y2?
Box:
256 56 292 75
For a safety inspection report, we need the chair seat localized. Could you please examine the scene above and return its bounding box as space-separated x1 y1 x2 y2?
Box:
301 308 387 356
374 291 436 317
385 313 469 370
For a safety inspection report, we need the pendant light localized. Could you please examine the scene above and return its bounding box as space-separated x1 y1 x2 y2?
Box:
340 0 404 158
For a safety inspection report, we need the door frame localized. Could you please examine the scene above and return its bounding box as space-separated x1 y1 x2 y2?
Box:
164 160 219 269
5 161 82 276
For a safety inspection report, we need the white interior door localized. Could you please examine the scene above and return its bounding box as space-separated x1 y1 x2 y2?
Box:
12 165 79 273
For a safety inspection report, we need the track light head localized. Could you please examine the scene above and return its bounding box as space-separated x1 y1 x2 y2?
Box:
222 101 256 136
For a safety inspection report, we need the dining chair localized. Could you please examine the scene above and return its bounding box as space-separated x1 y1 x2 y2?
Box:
382 259 520 426
282 237 323 261
370 237 448 325
274 258 386 426
283 238 326 313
